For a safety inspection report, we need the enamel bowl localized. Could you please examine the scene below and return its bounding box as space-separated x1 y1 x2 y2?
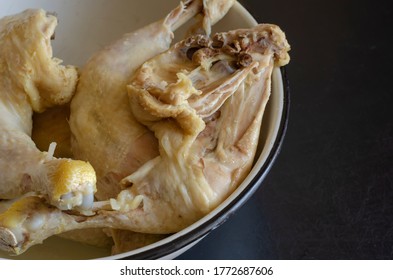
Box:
0 0 289 260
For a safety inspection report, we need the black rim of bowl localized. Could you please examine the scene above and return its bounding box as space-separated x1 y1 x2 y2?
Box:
119 67 290 260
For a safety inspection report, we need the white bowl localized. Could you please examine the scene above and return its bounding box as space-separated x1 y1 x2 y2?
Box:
0 0 289 260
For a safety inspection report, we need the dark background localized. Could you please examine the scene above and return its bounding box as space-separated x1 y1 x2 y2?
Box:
178 0 393 259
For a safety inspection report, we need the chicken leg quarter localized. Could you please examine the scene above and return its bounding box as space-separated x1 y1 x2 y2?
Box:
0 24 290 255
0 9 96 212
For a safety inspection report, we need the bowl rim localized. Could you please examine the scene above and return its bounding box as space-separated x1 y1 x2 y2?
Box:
116 67 290 260
0 1 290 260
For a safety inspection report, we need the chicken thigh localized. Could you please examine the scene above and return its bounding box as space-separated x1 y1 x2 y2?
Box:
0 24 290 255
0 9 96 211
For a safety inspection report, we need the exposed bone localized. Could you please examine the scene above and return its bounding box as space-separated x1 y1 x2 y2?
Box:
0 24 290 254
0 9 96 211
0 227 18 253
69 0 236 201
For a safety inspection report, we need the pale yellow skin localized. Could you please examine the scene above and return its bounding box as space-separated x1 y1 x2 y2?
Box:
11 0 236 252
0 22 290 255
70 0 235 201
0 9 96 211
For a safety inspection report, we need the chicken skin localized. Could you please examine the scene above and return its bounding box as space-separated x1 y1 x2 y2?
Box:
70 0 235 201
0 23 290 255
0 9 96 211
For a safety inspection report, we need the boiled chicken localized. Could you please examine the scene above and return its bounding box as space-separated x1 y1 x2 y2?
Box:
7 0 234 251
67 0 234 249
70 0 235 201
0 24 290 255
0 9 97 212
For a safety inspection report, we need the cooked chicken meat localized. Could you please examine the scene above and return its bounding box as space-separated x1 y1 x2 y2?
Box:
0 9 96 211
0 23 290 255
8 0 234 253
70 0 235 201
66 0 234 248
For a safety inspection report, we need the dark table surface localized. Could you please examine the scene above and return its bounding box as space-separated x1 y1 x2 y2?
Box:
178 0 393 259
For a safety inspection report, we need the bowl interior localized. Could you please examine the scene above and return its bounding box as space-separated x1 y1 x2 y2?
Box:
0 0 284 259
